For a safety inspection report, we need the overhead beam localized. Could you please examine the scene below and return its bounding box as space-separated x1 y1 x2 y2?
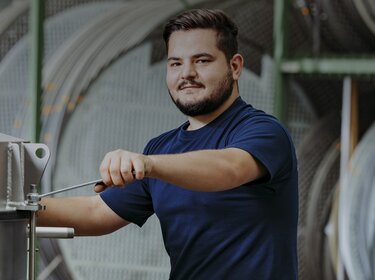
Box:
282 57 375 76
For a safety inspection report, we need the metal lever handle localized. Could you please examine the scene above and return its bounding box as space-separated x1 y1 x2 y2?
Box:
38 170 136 198
38 179 103 198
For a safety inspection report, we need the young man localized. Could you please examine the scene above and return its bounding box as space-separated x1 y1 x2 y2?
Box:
38 9 298 279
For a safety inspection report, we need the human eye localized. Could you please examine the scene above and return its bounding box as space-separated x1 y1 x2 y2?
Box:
168 58 181 67
195 55 213 64
169 62 181 68
196 58 210 64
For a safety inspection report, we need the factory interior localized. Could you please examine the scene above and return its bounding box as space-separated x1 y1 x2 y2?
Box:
0 0 374 279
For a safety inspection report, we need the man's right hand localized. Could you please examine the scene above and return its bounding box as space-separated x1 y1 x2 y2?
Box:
94 182 107 193
99 149 153 187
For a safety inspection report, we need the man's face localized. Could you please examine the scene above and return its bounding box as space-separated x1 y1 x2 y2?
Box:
166 29 234 117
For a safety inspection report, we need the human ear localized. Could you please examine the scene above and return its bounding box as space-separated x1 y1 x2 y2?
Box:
230 54 244 81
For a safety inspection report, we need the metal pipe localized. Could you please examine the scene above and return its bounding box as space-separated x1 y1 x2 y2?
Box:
30 0 44 142
34 227 75 239
281 57 375 75
273 0 288 123
27 184 40 280
28 211 36 280
337 77 355 280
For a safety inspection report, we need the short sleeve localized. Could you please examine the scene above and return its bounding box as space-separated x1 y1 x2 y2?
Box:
100 179 154 227
227 116 294 183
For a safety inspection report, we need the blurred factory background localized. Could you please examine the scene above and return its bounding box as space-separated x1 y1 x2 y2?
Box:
0 0 374 279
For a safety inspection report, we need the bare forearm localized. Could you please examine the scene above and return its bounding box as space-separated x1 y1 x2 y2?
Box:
148 148 265 192
38 197 93 235
100 147 266 192
37 196 128 236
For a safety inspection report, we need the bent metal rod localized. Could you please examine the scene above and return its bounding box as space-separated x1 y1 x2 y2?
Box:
38 170 136 198
38 179 103 198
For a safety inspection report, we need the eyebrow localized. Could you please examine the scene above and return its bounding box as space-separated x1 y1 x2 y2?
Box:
167 53 215 61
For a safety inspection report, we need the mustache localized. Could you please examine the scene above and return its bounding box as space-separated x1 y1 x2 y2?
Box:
178 80 204 90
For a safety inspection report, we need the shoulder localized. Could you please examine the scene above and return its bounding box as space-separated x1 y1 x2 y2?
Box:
227 102 297 181
228 111 294 155
226 98 279 129
230 103 290 141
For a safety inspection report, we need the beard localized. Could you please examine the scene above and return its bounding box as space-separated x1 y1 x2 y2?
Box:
168 69 234 117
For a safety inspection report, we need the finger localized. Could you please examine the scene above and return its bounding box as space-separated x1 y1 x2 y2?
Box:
120 155 135 183
94 182 107 193
100 154 112 185
110 154 125 186
132 157 145 180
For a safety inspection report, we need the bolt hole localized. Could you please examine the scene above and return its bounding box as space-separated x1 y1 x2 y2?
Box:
35 148 46 159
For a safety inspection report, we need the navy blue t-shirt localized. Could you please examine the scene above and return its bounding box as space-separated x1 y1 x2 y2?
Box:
100 97 298 279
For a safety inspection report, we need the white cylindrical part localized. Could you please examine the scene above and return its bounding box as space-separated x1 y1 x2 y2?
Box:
34 227 75 238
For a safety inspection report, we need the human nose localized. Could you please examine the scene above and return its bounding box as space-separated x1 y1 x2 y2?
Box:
181 62 197 79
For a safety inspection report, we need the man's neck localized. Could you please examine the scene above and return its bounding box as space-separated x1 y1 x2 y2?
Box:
186 91 239 131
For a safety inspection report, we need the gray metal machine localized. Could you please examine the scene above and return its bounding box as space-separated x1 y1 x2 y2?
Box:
0 133 76 280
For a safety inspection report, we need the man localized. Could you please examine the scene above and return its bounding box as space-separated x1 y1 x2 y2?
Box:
38 8 298 279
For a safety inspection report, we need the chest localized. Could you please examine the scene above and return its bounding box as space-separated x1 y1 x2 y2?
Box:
149 180 277 226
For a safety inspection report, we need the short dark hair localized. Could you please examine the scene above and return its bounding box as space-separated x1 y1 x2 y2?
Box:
163 8 238 61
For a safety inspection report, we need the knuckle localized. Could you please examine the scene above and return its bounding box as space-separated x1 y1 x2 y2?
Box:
112 179 123 186
104 151 113 158
135 170 144 180
109 166 120 175
103 179 112 186
120 167 130 174
115 149 124 155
